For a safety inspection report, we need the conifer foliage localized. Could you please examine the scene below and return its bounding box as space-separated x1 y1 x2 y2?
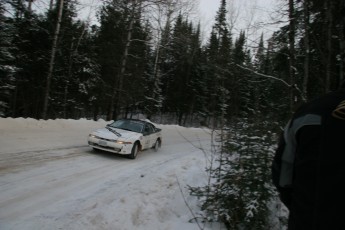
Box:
190 120 279 229
1 0 343 121
0 0 344 228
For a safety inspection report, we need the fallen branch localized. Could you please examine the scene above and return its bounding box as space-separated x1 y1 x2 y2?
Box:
175 175 203 230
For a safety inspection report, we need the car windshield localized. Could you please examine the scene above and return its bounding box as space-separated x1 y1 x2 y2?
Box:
108 120 144 133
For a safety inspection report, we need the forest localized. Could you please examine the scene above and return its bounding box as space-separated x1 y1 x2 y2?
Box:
1 0 343 125
1 0 344 228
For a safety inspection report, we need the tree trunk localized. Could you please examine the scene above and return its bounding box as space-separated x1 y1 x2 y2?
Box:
325 1 333 92
302 0 310 101
152 38 161 99
63 24 87 118
49 0 54 11
27 0 33 12
15 0 23 19
42 0 64 119
288 0 296 112
151 8 172 106
108 1 137 121
338 1 345 88
63 41 74 119
11 84 18 117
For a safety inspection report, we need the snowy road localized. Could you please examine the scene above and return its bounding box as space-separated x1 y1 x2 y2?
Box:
0 118 219 230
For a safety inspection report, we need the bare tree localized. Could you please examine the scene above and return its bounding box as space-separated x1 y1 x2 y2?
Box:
339 2 345 88
302 0 310 100
26 0 35 12
150 4 173 109
49 0 54 11
288 0 296 112
42 0 64 119
108 0 196 120
149 0 181 113
226 0 240 33
325 0 333 92
108 0 138 120
63 23 88 118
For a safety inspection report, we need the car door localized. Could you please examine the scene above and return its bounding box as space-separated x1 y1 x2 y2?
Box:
142 124 154 149
147 123 158 147
142 123 159 149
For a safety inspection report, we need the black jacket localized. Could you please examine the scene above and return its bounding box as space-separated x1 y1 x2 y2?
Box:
272 89 345 230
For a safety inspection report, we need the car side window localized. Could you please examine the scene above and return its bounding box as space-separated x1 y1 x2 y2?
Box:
149 124 155 133
144 124 155 135
144 125 151 134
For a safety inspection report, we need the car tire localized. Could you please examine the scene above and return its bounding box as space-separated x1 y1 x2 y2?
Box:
153 139 160 152
93 147 101 152
129 142 139 159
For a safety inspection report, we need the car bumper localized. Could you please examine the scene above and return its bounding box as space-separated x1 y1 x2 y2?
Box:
88 136 133 155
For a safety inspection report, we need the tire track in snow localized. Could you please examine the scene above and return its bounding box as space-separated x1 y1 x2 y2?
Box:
0 146 90 174
0 125 213 230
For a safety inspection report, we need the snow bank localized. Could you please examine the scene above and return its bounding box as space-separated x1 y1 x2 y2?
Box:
0 117 223 230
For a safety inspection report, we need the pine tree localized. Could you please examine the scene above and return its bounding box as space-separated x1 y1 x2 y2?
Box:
144 2 174 120
72 24 102 120
3 0 52 118
250 33 267 115
122 10 151 118
231 31 247 117
269 0 344 105
163 14 199 125
205 0 232 126
97 0 151 120
190 119 279 229
0 2 17 117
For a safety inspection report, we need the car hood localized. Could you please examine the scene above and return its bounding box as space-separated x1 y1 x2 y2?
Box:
91 127 141 140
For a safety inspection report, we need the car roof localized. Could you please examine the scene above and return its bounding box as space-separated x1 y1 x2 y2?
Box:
117 118 153 125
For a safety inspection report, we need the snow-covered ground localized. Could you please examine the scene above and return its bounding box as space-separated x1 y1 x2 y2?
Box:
0 118 224 230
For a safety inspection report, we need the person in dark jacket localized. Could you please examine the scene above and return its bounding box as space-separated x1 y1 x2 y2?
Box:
272 85 345 230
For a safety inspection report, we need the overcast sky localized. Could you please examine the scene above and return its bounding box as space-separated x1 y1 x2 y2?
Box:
30 0 282 48
198 0 283 47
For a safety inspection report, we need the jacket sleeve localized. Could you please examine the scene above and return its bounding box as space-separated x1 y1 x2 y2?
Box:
272 131 292 209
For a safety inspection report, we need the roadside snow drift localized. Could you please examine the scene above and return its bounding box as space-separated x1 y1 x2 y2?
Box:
0 118 223 230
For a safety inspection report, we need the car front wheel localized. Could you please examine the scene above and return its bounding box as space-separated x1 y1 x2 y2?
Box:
129 142 139 159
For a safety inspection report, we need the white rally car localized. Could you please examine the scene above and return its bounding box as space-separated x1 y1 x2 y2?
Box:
88 119 162 159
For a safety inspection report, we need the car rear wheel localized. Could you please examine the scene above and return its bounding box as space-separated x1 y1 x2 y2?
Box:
153 139 160 152
129 142 139 159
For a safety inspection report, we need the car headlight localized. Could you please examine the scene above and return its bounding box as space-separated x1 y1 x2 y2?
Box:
115 140 132 144
89 134 97 138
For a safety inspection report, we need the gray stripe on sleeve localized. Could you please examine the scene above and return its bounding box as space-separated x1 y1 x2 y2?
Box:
279 114 321 187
